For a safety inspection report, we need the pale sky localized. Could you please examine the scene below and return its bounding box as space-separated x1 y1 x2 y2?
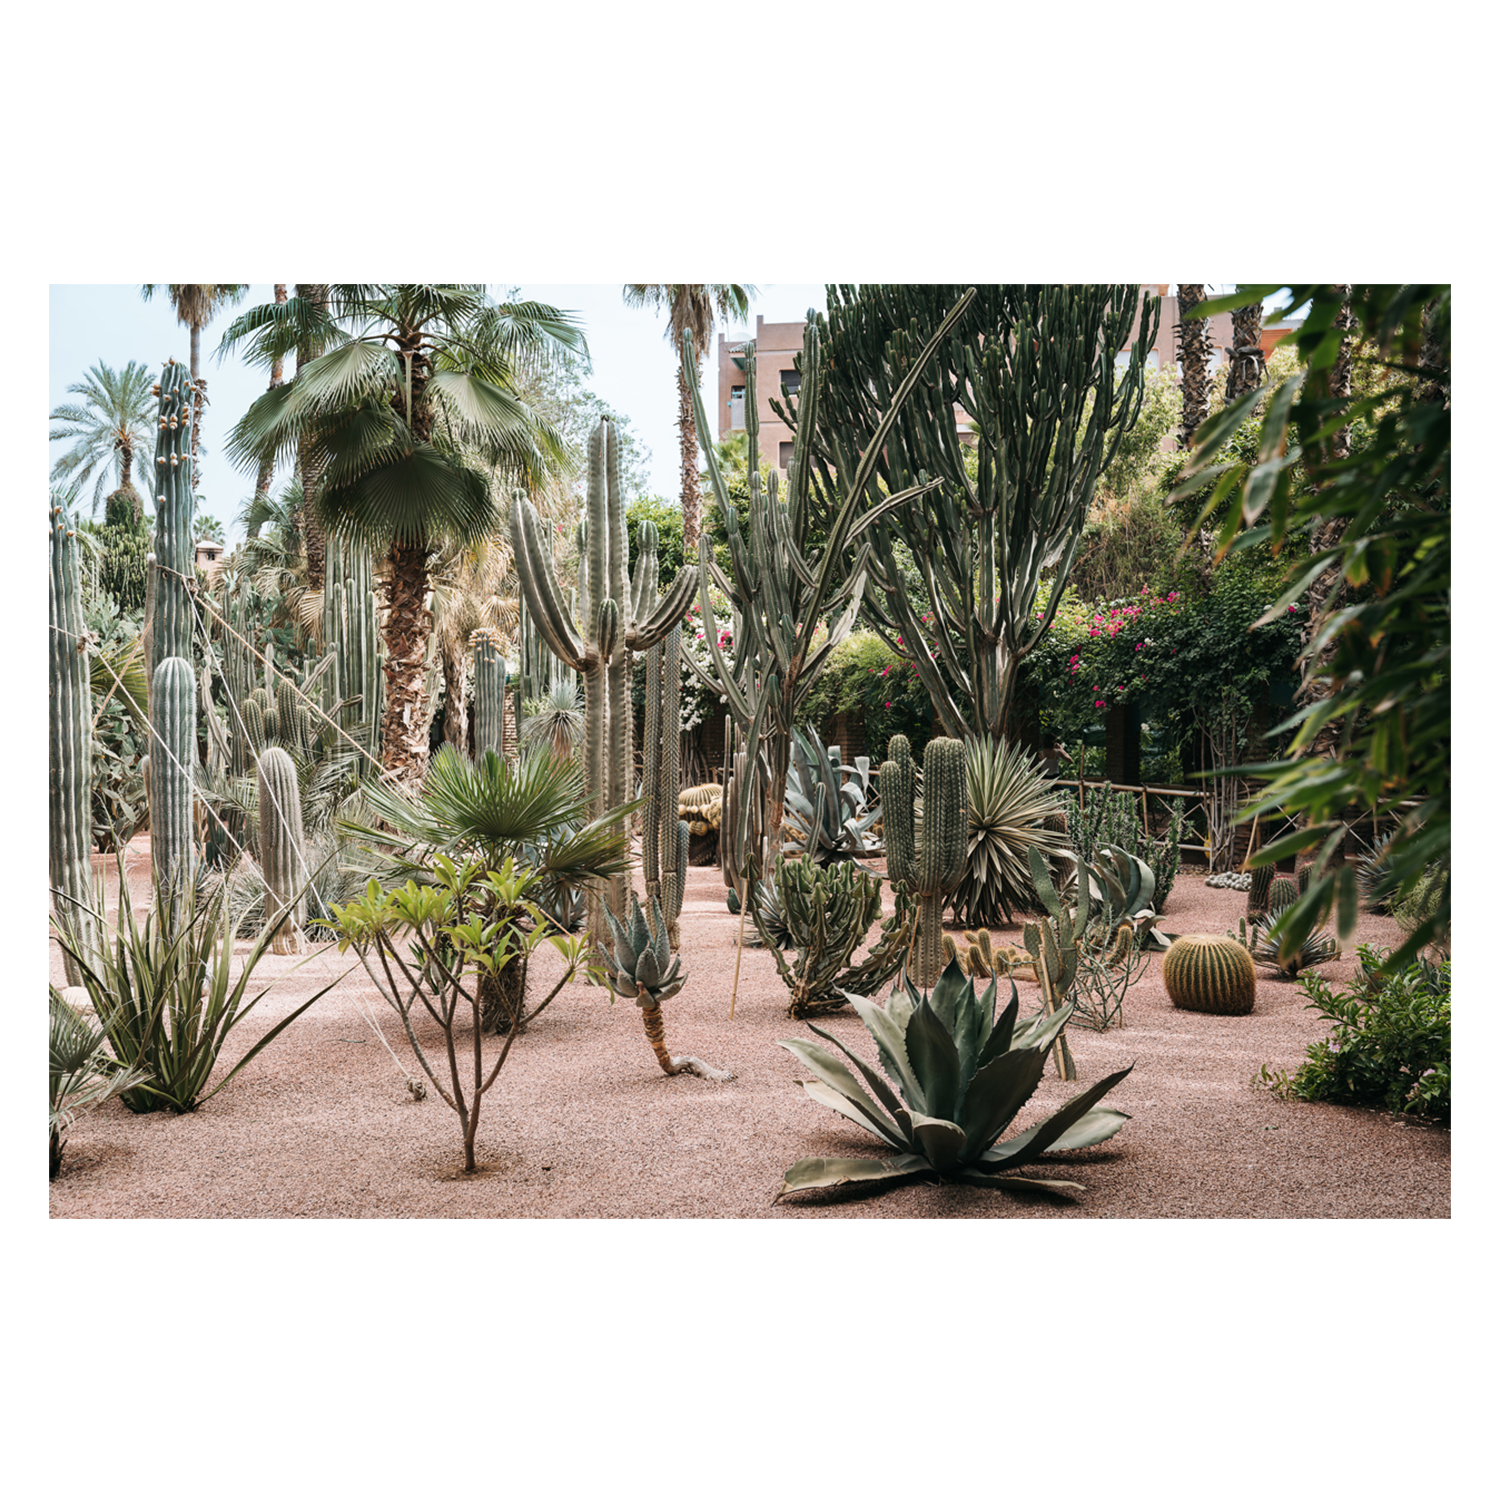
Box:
47 283 829 542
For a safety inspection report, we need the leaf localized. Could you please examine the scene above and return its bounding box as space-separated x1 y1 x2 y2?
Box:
904 996 962 1121
980 1064 1135 1170
909 1111 967 1172
951 1168 1089 1195
778 1040 907 1149
774 1154 930 1203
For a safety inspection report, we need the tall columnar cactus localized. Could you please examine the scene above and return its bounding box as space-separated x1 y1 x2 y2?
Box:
148 359 195 675
880 735 968 989
471 626 509 761
49 499 98 985
1248 863 1275 918
642 624 689 948
511 420 699 947
149 656 197 890
257 746 307 955
683 296 974 868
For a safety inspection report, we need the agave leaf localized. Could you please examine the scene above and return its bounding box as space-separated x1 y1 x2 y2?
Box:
844 993 926 1113
774 1153 930 1202
927 957 966 1037
797 1078 909 1151
956 1046 1049 1159
951 1168 1089 1195
603 903 637 969
973 982 1022 1069
636 945 663 988
779 1038 907 1148
910 1111 967 1172
979 1063 1135 1170
805 1020 912 1140
1045 1107 1133 1152
905 996 963 1121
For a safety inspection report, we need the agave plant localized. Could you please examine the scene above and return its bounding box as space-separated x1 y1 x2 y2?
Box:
1084 843 1167 951
781 725 883 865
950 734 1071 927
775 959 1133 1201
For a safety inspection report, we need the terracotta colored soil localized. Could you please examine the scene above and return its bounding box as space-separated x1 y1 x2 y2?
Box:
49 837 1448 1218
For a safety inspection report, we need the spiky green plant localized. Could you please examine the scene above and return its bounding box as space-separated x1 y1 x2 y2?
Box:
1267 876 1300 912
257 747 307 955
471 626 508 760
520 679 585 758
781 724 883 866
640 623 688 947
50 985 151 1179
1250 916 1340 979
775 960 1133 1202
1021 845 1090 1081
950 734 1070 927
881 734 968 988
1248 862 1276 918
1162 933 1257 1014
600 893 732 1080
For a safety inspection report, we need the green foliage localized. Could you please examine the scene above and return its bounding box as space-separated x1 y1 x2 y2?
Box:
49 360 159 515
626 496 686 590
1176 285 1450 973
1066 782 1183 911
797 628 935 768
600 892 685 1006
950 734 1070 927
332 854 596 1170
781 724 882 865
774 961 1133 1201
53 864 329 1115
1391 863 1449 958
1249 912 1339 978
49 986 150 1179
1263 946 1449 1122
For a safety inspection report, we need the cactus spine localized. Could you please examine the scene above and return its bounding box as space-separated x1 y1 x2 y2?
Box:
149 656 197 890
880 734 968 989
471 626 508 760
148 360 195 675
257 746 306 955
1162 933 1257 1015
49 500 98 984
642 622 688 947
511 420 700 949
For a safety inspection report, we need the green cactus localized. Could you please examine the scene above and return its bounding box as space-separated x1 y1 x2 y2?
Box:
471 626 508 761
1267 876 1300 912
241 693 268 757
1162 933 1257 1014
1248 862 1276 918
881 734 968 990
49 498 99 985
511 419 699 948
1020 844 1093 1081
147 360 196 674
1296 862 1312 896
641 621 688 947
149 656 197 890
256 746 306 955
683 297 974 870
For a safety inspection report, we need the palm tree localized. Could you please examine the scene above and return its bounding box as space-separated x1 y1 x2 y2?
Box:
621 284 755 550
253 285 289 504
226 285 585 788
1224 286 1267 403
141 284 249 488
49 361 158 521
1175 284 1214 448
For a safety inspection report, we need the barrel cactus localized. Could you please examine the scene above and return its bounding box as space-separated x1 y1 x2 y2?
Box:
1162 933 1257 1015
257 746 306 955
149 656 197 890
1266 876 1300 912
881 734 968 989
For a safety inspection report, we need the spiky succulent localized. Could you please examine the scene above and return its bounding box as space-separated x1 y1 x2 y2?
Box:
600 893 685 1005
1250 915 1340 978
775 959 1133 1201
1084 843 1167 950
781 724 883 865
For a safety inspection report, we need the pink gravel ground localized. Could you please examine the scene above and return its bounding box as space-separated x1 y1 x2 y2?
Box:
48 835 1448 1218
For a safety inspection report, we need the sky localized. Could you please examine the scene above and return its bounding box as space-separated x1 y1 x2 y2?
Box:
47 283 830 542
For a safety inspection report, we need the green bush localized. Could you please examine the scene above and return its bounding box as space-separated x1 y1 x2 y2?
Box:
799 629 935 767
1265 946 1450 1122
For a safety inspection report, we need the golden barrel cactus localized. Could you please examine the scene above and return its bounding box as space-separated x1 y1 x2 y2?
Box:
1162 934 1256 1015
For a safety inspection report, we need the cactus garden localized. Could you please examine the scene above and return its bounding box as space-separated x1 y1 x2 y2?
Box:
47 283 1450 1219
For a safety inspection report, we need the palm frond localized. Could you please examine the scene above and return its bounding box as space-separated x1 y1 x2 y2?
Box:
318 444 495 549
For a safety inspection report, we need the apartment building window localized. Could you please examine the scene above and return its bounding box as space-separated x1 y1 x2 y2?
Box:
779 368 801 395
779 441 794 469
729 385 746 429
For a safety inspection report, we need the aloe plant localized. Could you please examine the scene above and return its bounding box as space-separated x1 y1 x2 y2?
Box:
781 724 883 866
775 959 1133 1201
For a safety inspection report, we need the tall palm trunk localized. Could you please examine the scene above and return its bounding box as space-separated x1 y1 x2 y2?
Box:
677 359 703 550
441 634 468 750
382 539 435 787
296 284 330 590
1225 295 1266 403
252 284 288 515
1176 284 1213 449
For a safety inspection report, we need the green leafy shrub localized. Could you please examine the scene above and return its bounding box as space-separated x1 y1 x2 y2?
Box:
799 629 936 768
1267 946 1450 1122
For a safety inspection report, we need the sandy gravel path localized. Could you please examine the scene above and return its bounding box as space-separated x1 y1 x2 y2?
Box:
49 839 1448 1218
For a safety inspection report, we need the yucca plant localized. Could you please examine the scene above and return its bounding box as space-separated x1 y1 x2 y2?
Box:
950 734 1071 927
520 679 585 760
1250 913 1340 978
52 860 334 1114
775 958 1133 1201
49 986 150 1179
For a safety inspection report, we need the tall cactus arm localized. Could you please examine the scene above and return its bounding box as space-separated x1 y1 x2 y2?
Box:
627 563 701 651
510 495 587 668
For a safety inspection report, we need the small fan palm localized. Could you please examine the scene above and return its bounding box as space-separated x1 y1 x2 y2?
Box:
49 361 158 519
951 735 1072 927
520 679 586 758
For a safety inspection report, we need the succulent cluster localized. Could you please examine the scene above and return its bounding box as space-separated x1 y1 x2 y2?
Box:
776 959 1133 1202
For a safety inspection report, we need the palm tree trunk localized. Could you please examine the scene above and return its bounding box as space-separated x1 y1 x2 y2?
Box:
381 540 435 788
678 361 702 551
441 634 468 749
1176 285 1213 449
253 285 288 509
1225 297 1266 403
296 284 330 591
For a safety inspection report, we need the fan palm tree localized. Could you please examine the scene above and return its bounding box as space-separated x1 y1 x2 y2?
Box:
621 284 756 550
226 284 586 788
253 284 289 504
141 284 250 489
49 361 158 521
1175 283 1214 448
